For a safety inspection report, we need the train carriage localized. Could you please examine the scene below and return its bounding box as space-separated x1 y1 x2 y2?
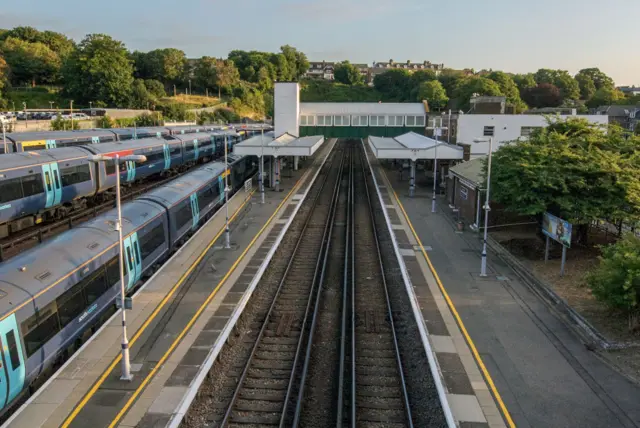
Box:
84 138 183 193
0 198 168 408
173 132 217 164
109 127 173 141
0 147 97 237
4 130 118 153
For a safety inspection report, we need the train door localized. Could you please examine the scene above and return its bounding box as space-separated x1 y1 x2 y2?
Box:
49 163 62 205
122 232 142 290
217 176 225 203
91 136 100 144
125 161 136 182
163 144 171 169
45 139 56 149
189 194 200 230
193 139 199 161
0 314 26 408
41 163 62 208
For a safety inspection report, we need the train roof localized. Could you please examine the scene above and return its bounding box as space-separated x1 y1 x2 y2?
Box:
0 199 165 316
141 126 172 135
5 129 116 143
172 132 218 142
82 137 171 154
108 128 159 137
0 147 92 172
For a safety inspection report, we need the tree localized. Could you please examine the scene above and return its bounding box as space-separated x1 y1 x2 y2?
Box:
0 55 8 107
130 79 153 109
575 73 597 100
487 71 527 112
62 34 134 106
194 56 217 93
522 83 563 108
134 48 186 85
512 73 536 97
437 68 466 97
373 69 411 101
576 68 614 91
534 69 580 101
280 45 309 80
1 37 61 85
214 59 240 99
144 79 165 99
452 76 503 111
334 61 364 85
587 234 640 327
587 86 625 108
490 118 640 237
416 80 448 110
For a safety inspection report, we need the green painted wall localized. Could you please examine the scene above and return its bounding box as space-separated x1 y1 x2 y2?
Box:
299 126 425 138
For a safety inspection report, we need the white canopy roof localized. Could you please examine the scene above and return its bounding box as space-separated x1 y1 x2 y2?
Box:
367 132 464 160
233 133 325 157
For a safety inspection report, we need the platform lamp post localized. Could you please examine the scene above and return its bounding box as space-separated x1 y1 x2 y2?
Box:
473 137 494 277
88 153 147 381
224 134 231 249
260 128 265 204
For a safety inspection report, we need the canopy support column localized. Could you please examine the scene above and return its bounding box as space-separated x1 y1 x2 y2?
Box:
409 159 416 198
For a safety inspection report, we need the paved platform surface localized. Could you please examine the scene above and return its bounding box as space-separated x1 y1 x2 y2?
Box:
381 162 640 428
5 140 335 428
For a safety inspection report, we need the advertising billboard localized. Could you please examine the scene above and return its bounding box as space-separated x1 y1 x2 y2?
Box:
542 212 572 248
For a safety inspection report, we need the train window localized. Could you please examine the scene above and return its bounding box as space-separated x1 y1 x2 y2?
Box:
60 165 91 187
119 162 127 172
23 310 61 357
43 172 52 191
175 200 192 229
126 247 133 271
198 185 219 208
170 146 180 156
185 142 194 152
162 135 175 141
83 269 108 305
140 224 165 259
106 256 120 286
0 177 24 203
57 284 86 328
6 331 21 369
53 171 61 189
133 241 140 265
22 173 44 197
106 163 116 175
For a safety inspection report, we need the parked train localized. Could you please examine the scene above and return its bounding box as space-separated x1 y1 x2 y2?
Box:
0 154 257 413
0 130 242 238
0 125 233 154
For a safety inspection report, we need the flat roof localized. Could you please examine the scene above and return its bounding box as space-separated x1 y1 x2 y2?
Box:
367 132 464 160
300 102 425 116
449 157 485 187
233 134 324 157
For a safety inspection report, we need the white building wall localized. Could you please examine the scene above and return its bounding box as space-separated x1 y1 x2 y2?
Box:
457 114 610 157
274 82 300 137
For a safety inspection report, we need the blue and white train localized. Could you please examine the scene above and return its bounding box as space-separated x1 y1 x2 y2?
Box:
0 154 257 412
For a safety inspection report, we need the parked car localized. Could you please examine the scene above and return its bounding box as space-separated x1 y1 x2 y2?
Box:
72 113 89 120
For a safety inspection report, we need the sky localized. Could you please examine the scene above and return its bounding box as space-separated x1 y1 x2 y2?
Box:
1 0 639 85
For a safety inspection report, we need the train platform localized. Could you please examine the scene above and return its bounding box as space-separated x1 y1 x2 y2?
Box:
363 142 506 428
375 154 640 428
5 138 337 428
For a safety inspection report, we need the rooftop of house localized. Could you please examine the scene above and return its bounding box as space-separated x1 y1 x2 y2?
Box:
595 105 640 116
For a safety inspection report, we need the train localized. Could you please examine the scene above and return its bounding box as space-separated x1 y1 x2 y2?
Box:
0 131 243 238
0 125 238 154
0 153 257 413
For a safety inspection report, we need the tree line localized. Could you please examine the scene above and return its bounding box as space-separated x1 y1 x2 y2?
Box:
0 26 309 119
327 61 633 113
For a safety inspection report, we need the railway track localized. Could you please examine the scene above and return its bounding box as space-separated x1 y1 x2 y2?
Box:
183 141 447 428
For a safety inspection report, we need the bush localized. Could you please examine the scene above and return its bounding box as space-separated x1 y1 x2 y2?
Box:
587 234 640 329
197 108 240 125
50 116 74 130
96 115 115 128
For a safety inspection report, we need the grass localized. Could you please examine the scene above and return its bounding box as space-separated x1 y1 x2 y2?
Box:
159 94 224 107
6 86 72 109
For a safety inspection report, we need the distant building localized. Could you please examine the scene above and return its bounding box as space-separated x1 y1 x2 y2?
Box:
595 105 640 131
469 96 507 114
306 61 335 80
457 113 609 158
617 86 640 96
371 59 444 73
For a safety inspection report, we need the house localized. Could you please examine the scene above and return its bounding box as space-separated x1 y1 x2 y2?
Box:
371 59 444 73
595 105 640 131
617 86 640 97
305 61 335 80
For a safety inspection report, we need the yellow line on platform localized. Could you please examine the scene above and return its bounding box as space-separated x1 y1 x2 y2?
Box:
382 169 516 428
61 188 271 427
